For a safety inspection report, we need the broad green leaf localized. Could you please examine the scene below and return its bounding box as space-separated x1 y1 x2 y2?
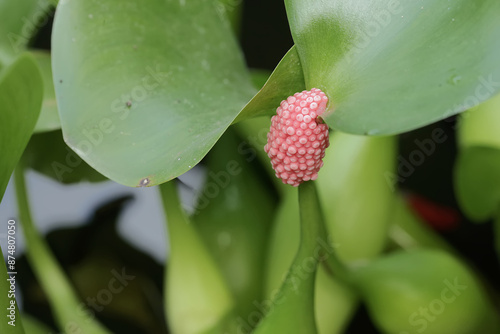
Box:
317 132 396 263
236 46 305 122
32 50 60 133
160 181 235 334
0 53 43 201
284 0 500 135
0 0 53 64
352 250 500 334
52 0 255 187
22 130 106 184
0 247 25 334
192 128 276 321
264 190 357 334
454 147 500 222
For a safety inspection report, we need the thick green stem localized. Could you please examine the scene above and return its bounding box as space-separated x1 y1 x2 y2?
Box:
254 181 352 334
14 164 109 334
299 181 352 285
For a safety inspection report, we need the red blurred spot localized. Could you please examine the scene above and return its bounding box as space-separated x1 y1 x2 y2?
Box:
406 193 461 231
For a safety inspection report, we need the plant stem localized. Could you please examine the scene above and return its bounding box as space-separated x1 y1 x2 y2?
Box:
254 181 353 333
298 181 352 286
159 180 235 334
14 163 109 334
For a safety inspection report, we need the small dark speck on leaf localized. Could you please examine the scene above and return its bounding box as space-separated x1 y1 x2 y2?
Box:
139 178 150 187
126 101 132 108
59 80 63 83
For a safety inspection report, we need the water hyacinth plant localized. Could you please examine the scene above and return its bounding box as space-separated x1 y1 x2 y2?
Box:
0 0 500 333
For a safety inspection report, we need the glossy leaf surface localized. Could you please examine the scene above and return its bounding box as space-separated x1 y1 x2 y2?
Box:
52 0 255 187
285 0 500 135
0 54 43 200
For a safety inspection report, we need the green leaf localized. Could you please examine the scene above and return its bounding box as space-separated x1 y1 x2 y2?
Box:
32 50 60 133
192 128 276 321
284 0 500 135
160 181 235 334
314 268 357 334
455 94 500 221
352 250 500 334
236 46 305 122
458 93 500 150
0 0 53 64
22 130 106 184
317 132 397 262
52 0 255 187
454 147 500 222
234 116 288 194
250 69 272 90
216 0 244 34
0 53 43 201
0 247 25 334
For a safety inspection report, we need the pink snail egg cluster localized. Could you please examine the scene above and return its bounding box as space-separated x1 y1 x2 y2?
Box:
264 88 330 187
